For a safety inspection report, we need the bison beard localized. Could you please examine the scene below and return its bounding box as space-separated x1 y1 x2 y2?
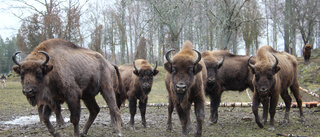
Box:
164 40 206 137
12 38 122 137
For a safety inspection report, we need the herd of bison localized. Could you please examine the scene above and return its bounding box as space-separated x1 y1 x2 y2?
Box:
1 38 317 136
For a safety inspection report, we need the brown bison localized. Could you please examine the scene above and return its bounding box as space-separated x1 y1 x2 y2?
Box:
164 41 207 137
118 59 158 128
247 45 304 130
303 43 312 62
12 38 123 137
201 50 256 124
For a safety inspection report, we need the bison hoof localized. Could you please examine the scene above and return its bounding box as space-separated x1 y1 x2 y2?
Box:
53 132 61 137
167 126 172 131
257 122 264 128
300 116 305 123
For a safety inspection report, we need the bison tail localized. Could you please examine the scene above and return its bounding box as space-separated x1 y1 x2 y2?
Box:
114 65 126 106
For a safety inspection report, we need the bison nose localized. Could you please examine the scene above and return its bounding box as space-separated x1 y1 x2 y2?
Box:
175 82 186 93
23 88 36 97
142 83 151 89
208 77 215 83
259 87 268 92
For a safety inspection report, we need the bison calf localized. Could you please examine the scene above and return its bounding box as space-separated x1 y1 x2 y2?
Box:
248 45 304 130
164 41 207 137
12 38 122 137
118 59 158 128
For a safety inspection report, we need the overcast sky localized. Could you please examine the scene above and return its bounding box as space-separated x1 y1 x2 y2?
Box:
0 1 21 39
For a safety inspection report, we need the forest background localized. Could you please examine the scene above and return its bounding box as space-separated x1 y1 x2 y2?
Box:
0 0 319 74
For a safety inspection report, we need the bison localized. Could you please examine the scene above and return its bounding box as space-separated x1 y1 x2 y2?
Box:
303 43 312 62
201 50 256 124
164 41 207 137
12 38 123 137
118 59 158 128
247 45 304 130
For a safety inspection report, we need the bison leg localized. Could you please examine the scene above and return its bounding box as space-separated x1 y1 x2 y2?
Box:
252 93 263 128
290 83 305 122
268 95 279 131
81 97 100 136
101 86 122 136
54 102 64 126
209 91 222 125
261 98 269 125
194 100 205 137
38 104 44 123
42 105 60 137
129 97 137 128
66 98 81 137
139 96 148 128
280 89 292 124
167 98 174 131
177 103 191 137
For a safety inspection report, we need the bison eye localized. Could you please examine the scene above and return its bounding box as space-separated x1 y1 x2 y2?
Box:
255 75 260 81
267 74 273 80
172 67 176 73
188 67 194 74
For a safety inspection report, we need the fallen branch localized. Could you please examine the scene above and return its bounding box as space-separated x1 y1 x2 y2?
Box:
61 101 320 110
299 86 320 98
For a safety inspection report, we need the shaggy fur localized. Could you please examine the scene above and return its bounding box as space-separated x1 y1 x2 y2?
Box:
12 38 123 137
118 59 158 128
248 45 304 131
164 40 207 137
202 50 256 124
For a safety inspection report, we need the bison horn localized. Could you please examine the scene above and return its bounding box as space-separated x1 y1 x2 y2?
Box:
153 61 158 72
247 56 255 70
193 49 201 65
38 51 50 66
218 55 225 66
133 61 139 72
165 49 175 64
12 51 22 66
271 54 278 70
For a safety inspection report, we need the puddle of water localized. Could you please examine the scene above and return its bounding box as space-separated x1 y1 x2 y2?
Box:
2 115 69 125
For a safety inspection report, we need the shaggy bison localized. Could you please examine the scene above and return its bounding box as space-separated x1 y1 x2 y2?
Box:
118 59 158 128
164 41 207 137
12 38 122 137
201 50 256 124
247 45 304 130
303 43 312 62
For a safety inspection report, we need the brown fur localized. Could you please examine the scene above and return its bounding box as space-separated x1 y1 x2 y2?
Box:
118 59 158 128
248 45 304 130
164 40 207 137
12 38 122 137
303 43 312 62
202 50 256 124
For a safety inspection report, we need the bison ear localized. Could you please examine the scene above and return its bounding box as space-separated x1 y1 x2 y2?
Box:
193 64 203 74
43 65 53 75
153 69 159 76
164 62 172 73
12 65 21 74
273 66 280 74
133 70 139 76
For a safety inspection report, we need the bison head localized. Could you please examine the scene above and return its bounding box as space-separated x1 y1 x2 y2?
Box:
12 51 53 106
247 54 280 96
202 54 225 86
164 49 202 98
133 61 159 94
